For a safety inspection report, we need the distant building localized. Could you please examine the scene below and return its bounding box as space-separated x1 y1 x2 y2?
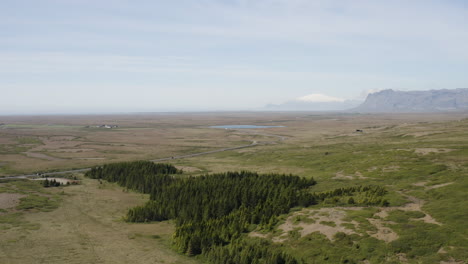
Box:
93 124 119 129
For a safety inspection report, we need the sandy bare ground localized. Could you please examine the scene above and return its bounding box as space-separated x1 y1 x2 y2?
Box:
265 192 440 244
396 253 409 263
382 165 400 172
249 232 268 239
438 247 449 254
367 165 401 173
427 182 455 190
404 131 443 137
437 247 465 263
175 166 202 173
375 193 441 226
413 181 455 190
0 193 26 209
396 148 455 156
414 148 454 155
332 171 354 180
440 258 465 264
413 181 428 187
32 178 75 184
272 208 360 242
366 218 399 243
366 193 441 243
332 171 368 180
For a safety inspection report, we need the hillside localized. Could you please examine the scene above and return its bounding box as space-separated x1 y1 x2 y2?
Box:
354 88 468 112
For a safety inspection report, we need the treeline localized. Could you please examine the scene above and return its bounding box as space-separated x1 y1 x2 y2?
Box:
42 178 61 187
206 239 300 264
313 185 389 206
42 178 79 187
85 161 179 193
127 171 317 259
85 161 316 263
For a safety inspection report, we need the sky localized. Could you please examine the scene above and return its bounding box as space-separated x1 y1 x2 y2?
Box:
1 0 468 114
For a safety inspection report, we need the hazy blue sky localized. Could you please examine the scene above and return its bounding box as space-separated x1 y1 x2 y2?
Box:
1 0 467 114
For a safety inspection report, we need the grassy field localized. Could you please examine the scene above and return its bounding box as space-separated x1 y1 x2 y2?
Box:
0 113 268 176
170 113 468 263
0 177 198 264
0 112 467 263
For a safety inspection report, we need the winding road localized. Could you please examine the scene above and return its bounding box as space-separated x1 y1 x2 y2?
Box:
1 129 286 180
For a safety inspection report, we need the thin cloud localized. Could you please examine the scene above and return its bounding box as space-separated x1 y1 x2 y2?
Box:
1 0 467 113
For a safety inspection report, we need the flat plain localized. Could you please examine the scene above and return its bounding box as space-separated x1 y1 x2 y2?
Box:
0 112 467 263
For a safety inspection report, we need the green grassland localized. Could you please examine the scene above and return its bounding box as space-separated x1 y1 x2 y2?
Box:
171 116 468 263
0 113 467 263
0 177 198 264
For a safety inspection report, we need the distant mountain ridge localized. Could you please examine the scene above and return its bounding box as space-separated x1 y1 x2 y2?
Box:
354 88 468 113
265 100 362 111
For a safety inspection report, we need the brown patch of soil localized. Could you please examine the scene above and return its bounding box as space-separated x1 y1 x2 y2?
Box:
354 171 369 179
392 193 441 225
176 166 202 173
426 182 454 190
412 181 454 190
438 247 448 254
332 171 354 180
396 253 409 263
440 258 465 264
0 193 26 209
405 131 442 137
373 192 441 229
248 232 268 239
274 208 359 242
382 165 400 172
267 192 440 244
413 181 428 187
366 218 399 242
333 171 368 180
414 148 454 155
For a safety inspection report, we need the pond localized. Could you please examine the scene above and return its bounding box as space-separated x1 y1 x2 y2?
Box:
210 125 285 129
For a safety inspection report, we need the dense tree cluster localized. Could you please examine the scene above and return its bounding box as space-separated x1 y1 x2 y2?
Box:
127 171 316 258
313 185 389 206
85 161 179 193
85 161 316 263
206 239 300 264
